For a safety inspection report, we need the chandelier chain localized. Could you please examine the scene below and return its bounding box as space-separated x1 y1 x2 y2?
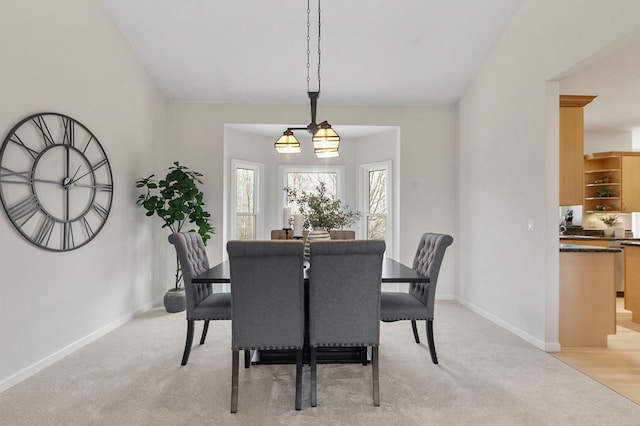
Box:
306 0 311 92
317 0 321 92
306 0 321 93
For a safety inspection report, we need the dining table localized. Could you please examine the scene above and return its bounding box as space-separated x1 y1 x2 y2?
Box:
192 257 429 364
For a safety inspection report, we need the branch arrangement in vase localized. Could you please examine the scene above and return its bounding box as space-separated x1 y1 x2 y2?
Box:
284 181 361 231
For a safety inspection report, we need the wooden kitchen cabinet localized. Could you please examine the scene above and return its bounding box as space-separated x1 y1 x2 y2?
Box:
560 250 616 347
624 244 640 321
559 95 596 206
584 151 640 213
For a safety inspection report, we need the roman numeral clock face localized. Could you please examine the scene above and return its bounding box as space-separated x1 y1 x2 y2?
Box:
0 113 113 251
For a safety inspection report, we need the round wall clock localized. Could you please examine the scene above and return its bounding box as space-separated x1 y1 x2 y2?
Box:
0 112 113 251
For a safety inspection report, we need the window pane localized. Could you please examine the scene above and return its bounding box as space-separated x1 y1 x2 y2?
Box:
369 170 386 214
286 171 337 213
236 215 255 240
287 172 337 196
368 216 386 240
236 168 254 213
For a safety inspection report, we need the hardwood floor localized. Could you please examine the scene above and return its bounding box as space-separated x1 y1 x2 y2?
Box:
553 298 640 405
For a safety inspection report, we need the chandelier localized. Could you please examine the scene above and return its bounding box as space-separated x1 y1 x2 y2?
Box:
274 0 340 158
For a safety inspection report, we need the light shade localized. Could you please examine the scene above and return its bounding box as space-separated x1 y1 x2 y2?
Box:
274 130 301 153
312 121 340 151
314 147 339 158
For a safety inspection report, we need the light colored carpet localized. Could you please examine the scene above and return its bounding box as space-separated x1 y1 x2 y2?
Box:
1 301 639 425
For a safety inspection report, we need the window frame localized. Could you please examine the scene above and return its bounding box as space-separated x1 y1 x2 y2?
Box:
359 161 393 255
231 159 263 240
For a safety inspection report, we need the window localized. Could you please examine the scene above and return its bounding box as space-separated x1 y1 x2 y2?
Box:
368 169 387 239
361 161 392 251
281 166 344 211
232 160 262 240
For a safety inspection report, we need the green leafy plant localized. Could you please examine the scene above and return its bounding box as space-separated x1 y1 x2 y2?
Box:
136 162 214 289
598 214 619 227
285 181 361 231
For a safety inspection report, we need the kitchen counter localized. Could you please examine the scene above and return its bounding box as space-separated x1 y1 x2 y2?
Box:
560 243 621 253
560 247 617 347
560 238 626 293
560 235 640 242
621 241 640 247
623 244 640 323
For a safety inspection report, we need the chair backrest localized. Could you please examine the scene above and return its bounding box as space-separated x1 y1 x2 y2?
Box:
308 240 386 347
328 230 355 240
227 240 305 350
270 229 355 241
409 233 454 316
168 232 212 316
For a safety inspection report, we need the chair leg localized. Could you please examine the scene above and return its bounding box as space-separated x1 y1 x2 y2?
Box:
200 320 210 345
426 319 438 364
295 349 303 411
372 346 380 407
411 320 420 344
310 347 317 407
181 320 195 366
231 350 239 413
244 350 251 368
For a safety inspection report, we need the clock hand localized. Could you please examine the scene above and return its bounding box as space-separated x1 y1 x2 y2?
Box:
30 177 66 185
72 182 112 191
69 165 81 183
69 168 93 185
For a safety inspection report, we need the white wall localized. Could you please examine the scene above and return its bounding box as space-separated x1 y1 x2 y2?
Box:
584 131 632 154
457 0 640 351
168 103 457 294
0 0 168 391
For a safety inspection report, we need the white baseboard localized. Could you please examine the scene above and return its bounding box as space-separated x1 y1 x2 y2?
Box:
455 297 555 352
0 301 156 394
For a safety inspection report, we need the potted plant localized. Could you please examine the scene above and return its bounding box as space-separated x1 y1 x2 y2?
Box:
285 182 361 258
598 214 619 237
136 161 214 312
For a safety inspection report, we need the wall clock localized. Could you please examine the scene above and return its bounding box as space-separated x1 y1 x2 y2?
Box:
0 112 113 251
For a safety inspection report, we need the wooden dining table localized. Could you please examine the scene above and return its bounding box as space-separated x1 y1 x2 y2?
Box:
193 257 429 364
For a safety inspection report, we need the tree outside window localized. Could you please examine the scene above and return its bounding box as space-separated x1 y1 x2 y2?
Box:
368 169 387 240
235 167 256 240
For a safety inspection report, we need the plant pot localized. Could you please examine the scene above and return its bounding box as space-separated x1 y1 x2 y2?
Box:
164 288 186 313
304 229 331 260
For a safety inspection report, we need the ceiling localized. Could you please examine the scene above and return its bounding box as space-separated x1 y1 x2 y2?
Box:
103 1 640 135
103 0 526 106
559 30 640 133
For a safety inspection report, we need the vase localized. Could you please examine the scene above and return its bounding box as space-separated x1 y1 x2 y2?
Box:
304 229 331 260
604 227 614 237
164 288 186 313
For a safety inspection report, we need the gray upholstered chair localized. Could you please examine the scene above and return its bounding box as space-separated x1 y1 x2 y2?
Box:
380 232 453 364
227 240 305 413
168 232 233 366
308 240 386 407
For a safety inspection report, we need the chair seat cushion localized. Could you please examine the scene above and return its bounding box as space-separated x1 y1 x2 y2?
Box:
192 292 231 320
380 292 428 321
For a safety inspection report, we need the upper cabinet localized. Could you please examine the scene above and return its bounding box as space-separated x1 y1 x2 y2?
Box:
559 95 596 206
584 152 640 213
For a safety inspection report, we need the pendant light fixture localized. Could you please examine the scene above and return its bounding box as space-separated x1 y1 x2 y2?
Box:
274 0 340 157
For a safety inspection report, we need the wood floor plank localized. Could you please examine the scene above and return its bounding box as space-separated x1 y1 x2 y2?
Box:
553 298 640 404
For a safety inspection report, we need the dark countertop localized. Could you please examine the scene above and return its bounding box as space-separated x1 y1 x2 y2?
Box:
621 241 640 247
560 243 622 253
559 235 640 242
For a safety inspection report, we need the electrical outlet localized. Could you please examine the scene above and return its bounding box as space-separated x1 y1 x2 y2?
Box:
527 219 534 232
